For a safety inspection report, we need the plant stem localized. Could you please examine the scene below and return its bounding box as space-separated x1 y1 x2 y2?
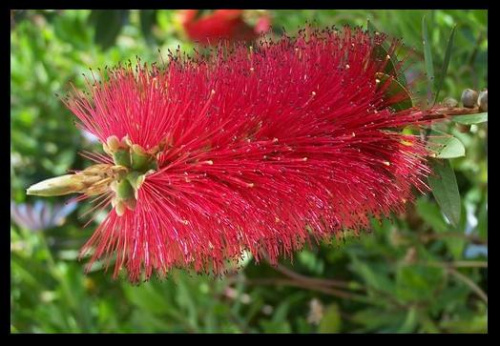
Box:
421 232 487 245
244 277 372 304
425 261 487 269
447 267 488 304
272 261 358 290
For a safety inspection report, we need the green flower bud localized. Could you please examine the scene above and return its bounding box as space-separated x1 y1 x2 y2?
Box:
113 148 131 167
115 179 135 201
131 144 152 171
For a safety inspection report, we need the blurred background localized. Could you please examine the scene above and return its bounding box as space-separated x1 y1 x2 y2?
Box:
10 10 487 333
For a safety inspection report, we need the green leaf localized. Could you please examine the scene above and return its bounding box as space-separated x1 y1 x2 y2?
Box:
434 25 456 104
422 16 435 102
396 264 446 303
477 196 488 239
366 19 377 35
367 20 407 86
351 309 407 331
452 112 488 125
375 72 413 111
139 10 157 45
260 302 293 333
372 45 398 79
416 198 448 232
429 285 469 316
123 283 178 317
350 255 396 294
397 306 419 333
426 130 466 159
439 312 487 333
53 14 91 50
318 304 342 333
89 10 128 51
428 158 461 227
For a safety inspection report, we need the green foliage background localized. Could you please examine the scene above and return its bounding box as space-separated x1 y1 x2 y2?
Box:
11 10 487 333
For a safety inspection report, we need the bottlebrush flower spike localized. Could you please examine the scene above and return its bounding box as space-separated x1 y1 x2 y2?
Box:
28 27 434 282
177 9 270 44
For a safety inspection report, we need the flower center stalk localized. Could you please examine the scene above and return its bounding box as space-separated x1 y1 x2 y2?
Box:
26 135 162 217
103 135 161 215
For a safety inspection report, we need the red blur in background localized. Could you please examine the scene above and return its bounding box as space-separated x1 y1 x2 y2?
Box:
178 10 271 45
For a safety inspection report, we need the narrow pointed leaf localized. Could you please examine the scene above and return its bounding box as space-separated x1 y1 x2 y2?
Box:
428 158 461 227
139 10 157 45
422 16 435 102
426 130 466 159
318 304 342 333
375 72 413 111
452 112 488 125
368 20 407 86
434 25 456 104
89 10 128 51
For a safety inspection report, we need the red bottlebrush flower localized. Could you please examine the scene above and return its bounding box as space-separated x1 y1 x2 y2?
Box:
28 27 433 282
178 9 269 44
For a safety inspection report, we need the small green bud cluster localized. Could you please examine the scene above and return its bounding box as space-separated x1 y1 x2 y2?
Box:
103 135 162 216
